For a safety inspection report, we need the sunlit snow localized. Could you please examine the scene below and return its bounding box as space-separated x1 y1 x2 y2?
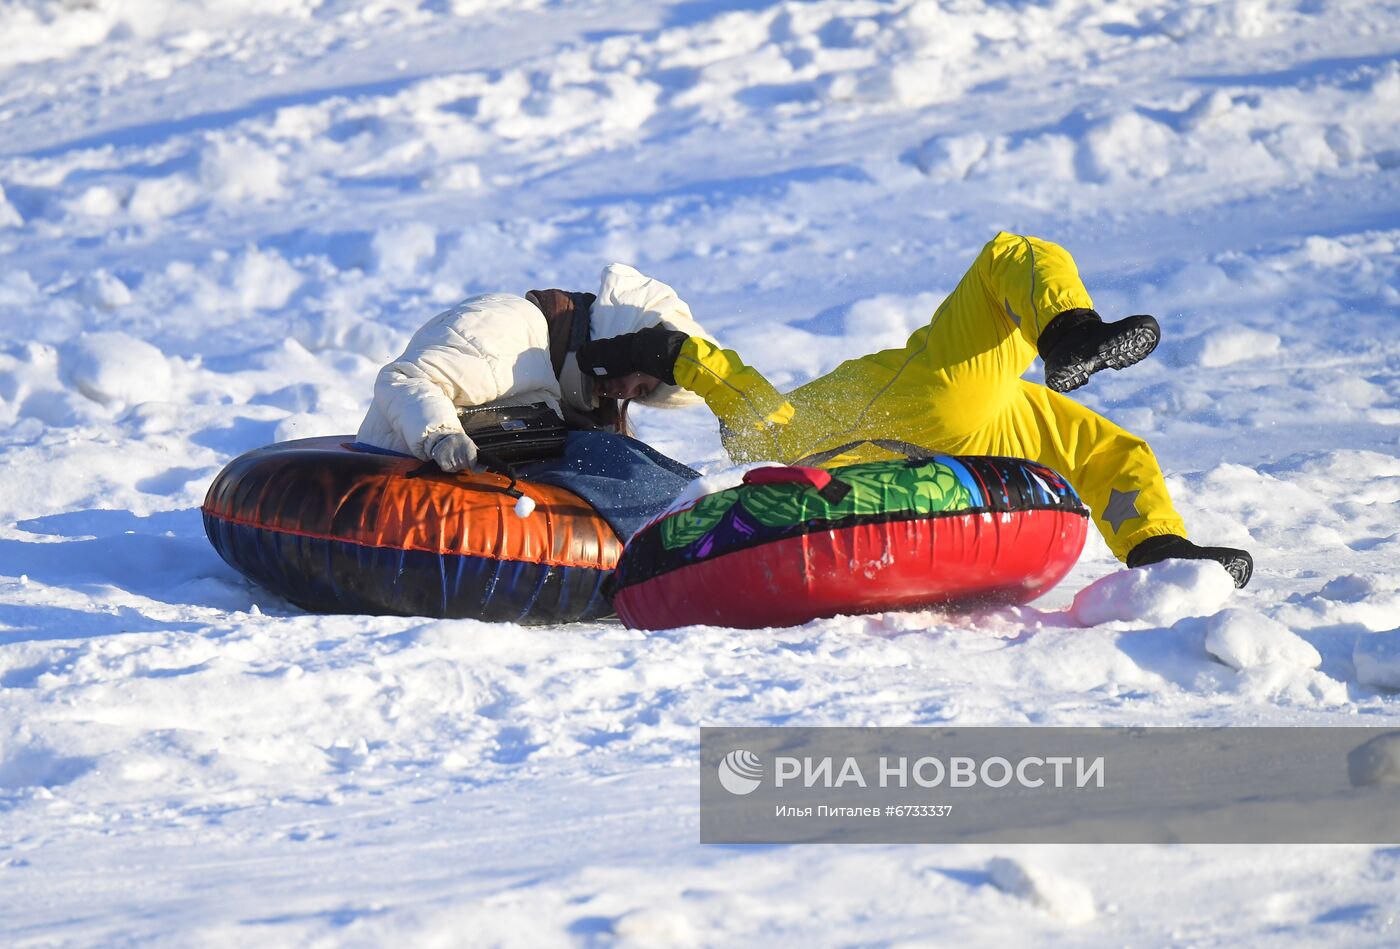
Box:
2 0 1400 943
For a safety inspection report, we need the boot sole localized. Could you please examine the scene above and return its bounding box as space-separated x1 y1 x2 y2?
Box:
1219 552 1253 589
1046 319 1161 393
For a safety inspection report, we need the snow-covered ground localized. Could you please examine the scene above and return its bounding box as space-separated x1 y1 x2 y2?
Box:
3 0 1400 943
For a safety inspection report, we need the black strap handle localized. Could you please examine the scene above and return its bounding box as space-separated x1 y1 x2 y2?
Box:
474 449 524 499
408 449 524 500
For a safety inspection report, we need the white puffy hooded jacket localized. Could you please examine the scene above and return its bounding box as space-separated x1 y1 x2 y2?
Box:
356 263 715 459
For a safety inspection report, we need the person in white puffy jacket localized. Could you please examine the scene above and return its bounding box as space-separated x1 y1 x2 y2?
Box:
357 263 714 469
355 264 715 539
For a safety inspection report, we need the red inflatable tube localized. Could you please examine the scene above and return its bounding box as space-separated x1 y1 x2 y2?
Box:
613 508 1087 630
608 454 1089 630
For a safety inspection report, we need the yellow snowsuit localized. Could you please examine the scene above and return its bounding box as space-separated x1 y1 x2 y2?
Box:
672 232 1187 562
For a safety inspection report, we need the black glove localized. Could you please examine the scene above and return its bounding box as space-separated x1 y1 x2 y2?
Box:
576 325 688 385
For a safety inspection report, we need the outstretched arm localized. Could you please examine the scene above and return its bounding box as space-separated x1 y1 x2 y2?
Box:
578 329 800 463
672 337 798 463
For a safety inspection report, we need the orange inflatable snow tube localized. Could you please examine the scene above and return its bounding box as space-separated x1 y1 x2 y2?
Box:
203 436 622 622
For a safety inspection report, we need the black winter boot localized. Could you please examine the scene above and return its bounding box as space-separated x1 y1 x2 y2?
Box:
1127 534 1254 589
1038 308 1160 393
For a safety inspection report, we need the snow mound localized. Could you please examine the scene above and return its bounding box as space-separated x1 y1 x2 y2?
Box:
0 183 22 227
1069 559 1236 627
1346 732 1400 787
1320 574 1376 602
80 270 133 310
129 176 200 221
1203 609 1321 671
611 908 699 946
374 222 438 275
1081 112 1176 183
843 292 947 351
1354 630 1400 690
914 132 988 179
1181 327 1283 368
62 332 173 406
987 857 1096 924
202 139 285 205
0 270 39 306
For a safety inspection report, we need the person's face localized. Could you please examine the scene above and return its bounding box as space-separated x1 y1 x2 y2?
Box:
595 372 661 401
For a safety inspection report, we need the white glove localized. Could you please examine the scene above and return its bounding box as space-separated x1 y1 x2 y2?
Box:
428 432 478 472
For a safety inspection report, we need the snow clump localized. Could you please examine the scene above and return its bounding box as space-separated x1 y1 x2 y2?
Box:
1070 559 1235 627
62 332 174 406
610 908 699 946
0 183 23 227
1347 731 1400 787
1202 609 1321 671
1188 327 1283 368
1354 629 1400 690
988 857 1096 924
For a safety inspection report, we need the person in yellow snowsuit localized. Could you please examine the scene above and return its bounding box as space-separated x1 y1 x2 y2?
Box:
577 232 1253 586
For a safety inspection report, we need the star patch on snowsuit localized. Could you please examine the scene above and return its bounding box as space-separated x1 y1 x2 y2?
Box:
1102 487 1143 534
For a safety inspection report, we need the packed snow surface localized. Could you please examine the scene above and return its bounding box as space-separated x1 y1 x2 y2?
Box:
3 0 1400 944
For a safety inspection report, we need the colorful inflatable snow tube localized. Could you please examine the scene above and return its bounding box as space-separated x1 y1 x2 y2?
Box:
610 455 1089 630
203 437 622 623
